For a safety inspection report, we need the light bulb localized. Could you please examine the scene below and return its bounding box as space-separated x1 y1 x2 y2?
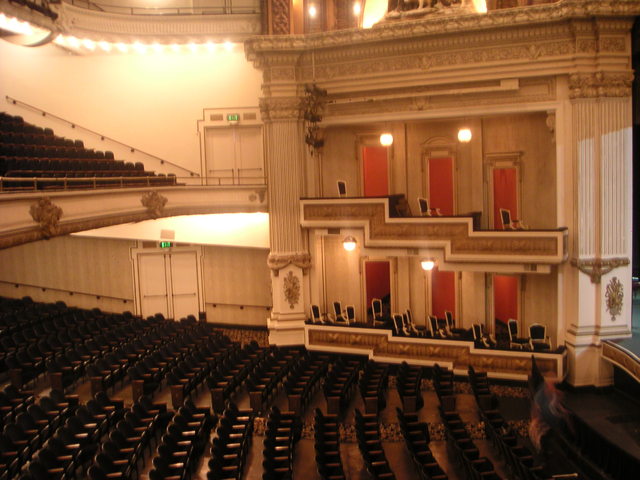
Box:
458 127 472 143
421 260 435 271
380 133 393 146
343 236 357 252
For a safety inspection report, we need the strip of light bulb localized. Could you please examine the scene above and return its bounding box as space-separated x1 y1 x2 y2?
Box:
53 35 236 55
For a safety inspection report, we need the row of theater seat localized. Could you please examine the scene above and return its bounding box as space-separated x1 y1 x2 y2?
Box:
208 401 254 480
263 406 301 480
359 361 389 415
284 351 329 415
323 356 365 416
397 407 448 479
314 408 346 480
355 408 397 479
1 156 144 172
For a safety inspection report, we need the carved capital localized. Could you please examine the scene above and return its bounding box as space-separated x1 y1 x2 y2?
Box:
259 96 303 121
141 191 168 219
570 257 630 283
569 71 633 99
29 197 63 239
268 252 312 275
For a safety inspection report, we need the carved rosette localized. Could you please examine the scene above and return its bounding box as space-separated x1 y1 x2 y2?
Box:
283 270 300 309
259 96 302 121
141 191 168 219
29 197 63 239
268 253 312 276
569 72 633 99
605 277 623 321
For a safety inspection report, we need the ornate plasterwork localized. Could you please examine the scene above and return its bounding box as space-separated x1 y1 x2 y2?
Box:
302 200 565 261
283 271 300 309
569 71 634 99
602 341 640 384
259 96 303 121
29 197 63 239
605 277 623 321
141 191 168 219
570 257 629 283
270 0 291 35
56 3 260 42
267 252 312 275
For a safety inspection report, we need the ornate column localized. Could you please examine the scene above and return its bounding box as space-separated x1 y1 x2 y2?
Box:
565 70 633 387
261 97 311 345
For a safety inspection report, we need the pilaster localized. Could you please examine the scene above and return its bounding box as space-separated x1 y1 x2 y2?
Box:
261 96 310 345
565 72 633 387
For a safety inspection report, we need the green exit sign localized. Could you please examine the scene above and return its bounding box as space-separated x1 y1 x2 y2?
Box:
227 113 240 122
159 241 173 248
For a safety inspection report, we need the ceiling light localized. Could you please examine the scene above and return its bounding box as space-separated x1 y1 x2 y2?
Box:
98 41 112 52
353 2 361 15
380 133 393 146
343 236 357 252
421 259 435 271
309 5 317 18
458 127 472 143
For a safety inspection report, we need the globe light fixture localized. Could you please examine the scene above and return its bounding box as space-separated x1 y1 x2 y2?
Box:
309 4 317 18
380 133 393 146
343 236 357 251
457 127 472 143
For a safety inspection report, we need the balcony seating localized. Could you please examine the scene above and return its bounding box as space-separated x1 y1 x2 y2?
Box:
507 319 530 350
0 113 178 191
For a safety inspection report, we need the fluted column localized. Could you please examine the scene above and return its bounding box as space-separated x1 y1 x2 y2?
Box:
261 96 311 345
565 71 633 386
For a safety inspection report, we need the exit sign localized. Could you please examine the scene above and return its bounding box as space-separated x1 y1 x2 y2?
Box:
227 113 240 122
159 241 173 248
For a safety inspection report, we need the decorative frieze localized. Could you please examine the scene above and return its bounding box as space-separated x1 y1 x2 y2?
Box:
569 71 633 99
259 96 302 121
267 252 312 274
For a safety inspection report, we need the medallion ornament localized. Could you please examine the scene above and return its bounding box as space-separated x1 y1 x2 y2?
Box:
141 191 168 219
605 276 623 321
283 271 300 309
29 197 63 238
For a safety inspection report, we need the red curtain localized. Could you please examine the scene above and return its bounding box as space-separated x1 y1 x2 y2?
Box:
363 146 388 197
428 157 454 215
494 275 518 323
492 168 518 229
365 261 391 309
431 267 455 318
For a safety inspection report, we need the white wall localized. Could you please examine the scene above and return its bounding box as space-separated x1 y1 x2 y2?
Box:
0 40 262 175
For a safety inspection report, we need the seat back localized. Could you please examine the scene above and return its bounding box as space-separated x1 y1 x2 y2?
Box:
372 298 382 318
417 197 429 216
337 180 347 197
507 319 518 340
529 323 546 340
428 315 439 337
310 304 322 323
499 208 512 229
345 305 355 324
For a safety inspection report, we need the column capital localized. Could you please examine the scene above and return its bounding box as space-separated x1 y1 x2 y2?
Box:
267 252 312 275
569 71 633 99
260 96 302 122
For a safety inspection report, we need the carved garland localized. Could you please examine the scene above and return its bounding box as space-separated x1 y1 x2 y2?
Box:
571 257 629 284
29 197 63 239
268 253 312 276
569 71 633 99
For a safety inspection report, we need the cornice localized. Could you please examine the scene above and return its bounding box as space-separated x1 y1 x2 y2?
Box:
245 0 640 60
55 3 261 42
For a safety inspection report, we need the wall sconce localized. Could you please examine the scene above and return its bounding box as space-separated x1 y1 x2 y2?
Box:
343 236 357 251
353 2 362 15
457 127 472 143
308 4 317 18
421 259 435 271
380 133 393 146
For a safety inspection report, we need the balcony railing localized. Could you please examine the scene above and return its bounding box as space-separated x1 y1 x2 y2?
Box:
63 0 261 16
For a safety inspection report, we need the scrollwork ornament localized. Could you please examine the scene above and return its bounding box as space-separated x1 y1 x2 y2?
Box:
29 197 63 239
283 271 300 309
141 191 168 219
605 276 623 321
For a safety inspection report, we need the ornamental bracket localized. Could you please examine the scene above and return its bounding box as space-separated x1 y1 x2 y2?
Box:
570 257 630 284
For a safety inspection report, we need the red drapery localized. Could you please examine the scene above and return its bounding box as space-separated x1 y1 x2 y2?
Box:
493 274 518 323
431 267 455 318
363 146 389 197
428 157 454 215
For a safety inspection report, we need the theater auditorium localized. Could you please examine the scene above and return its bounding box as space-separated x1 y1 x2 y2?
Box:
0 0 639 479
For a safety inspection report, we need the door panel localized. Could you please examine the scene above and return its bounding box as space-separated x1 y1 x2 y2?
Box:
362 146 389 197
428 157 454 215
431 267 455 319
170 252 200 321
492 167 518 229
138 254 169 319
494 274 518 324
364 260 391 321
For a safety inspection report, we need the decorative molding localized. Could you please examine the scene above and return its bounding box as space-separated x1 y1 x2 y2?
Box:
602 341 640 384
269 0 291 35
29 197 63 239
545 111 555 142
283 270 300 309
301 199 567 264
570 257 629 283
605 276 623 321
140 191 168 219
259 96 302 121
267 252 312 275
569 71 634 99
56 3 261 42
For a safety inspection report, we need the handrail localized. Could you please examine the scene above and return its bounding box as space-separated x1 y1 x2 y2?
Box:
0 280 132 304
0 174 266 192
5 96 200 177
63 0 261 16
